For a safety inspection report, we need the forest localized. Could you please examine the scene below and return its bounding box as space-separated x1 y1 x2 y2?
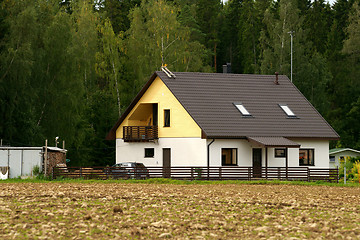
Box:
0 0 359 166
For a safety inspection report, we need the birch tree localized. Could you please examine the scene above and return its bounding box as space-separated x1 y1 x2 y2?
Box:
96 19 124 116
126 0 209 92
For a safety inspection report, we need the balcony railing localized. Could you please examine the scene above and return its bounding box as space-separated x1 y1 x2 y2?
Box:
123 126 158 142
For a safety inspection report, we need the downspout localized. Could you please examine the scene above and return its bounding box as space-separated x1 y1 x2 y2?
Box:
207 139 215 180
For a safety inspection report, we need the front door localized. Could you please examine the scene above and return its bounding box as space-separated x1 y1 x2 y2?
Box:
163 148 171 178
252 148 262 178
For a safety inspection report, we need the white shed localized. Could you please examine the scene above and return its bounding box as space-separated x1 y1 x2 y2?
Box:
0 146 67 179
329 148 360 168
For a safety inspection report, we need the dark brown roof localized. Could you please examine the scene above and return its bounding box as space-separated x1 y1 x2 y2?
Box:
107 71 339 140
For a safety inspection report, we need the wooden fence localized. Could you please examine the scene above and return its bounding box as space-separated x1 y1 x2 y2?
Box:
53 166 338 182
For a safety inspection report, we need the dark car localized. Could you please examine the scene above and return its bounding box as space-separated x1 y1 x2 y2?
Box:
108 162 149 179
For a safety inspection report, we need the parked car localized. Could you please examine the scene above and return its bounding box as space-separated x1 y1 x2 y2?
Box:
107 162 149 179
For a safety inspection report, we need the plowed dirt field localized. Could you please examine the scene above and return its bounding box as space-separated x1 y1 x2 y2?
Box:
0 182 359 239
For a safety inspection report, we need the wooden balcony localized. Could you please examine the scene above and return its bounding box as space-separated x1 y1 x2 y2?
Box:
123 126 158 142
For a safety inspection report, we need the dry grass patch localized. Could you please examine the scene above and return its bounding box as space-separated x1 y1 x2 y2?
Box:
0 182 359 239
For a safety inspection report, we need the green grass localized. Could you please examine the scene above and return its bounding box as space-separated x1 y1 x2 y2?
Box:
1 177 359 187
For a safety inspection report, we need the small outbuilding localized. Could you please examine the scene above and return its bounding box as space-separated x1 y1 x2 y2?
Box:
0 146 67 179
329 148 360 168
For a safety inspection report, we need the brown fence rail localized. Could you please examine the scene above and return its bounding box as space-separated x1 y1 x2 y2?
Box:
53 166 338 182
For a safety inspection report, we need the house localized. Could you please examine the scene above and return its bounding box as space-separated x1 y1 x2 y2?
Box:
329 148 360 168
0 146 67 179
106 69 339 171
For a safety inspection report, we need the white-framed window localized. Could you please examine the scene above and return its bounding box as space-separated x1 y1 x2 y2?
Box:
279 104 296 117
233 103 251 116
221 148 237 166
299 149 314 166
275 148 286 158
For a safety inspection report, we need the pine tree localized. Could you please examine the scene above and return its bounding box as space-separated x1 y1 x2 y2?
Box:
194 0 221 71
0 0 39 146
100 0 141 34
305 0 332 54
337 1 360 149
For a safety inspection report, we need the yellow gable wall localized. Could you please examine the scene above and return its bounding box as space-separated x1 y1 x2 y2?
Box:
116 76 202 138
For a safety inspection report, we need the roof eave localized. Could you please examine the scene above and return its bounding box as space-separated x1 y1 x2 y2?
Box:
204 135 340 140
329 148 360 155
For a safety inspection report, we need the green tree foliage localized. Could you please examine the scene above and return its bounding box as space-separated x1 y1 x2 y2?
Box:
126 0 210 92
305 0 332 54
330 1 360 149
238 0 271 73
0 1 40 145
260 0 306 76
1 0 360 165
100 0 141 34
194 0 221 71
96 19 125 116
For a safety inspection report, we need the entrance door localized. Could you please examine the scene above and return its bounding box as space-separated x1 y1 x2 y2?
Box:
252 148 262 178
163 148 171 178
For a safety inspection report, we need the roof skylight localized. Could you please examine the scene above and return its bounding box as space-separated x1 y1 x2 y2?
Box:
279 104 296 117
234 103 251 116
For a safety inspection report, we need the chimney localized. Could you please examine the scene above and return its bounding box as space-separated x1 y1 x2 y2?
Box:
274 72 279 85
222 63 231 73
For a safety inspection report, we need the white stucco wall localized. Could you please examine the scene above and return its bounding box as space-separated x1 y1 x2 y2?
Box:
207 139 253 166
116 138 207 167
116 138 330 168
207 139 329 168
293 139 330 168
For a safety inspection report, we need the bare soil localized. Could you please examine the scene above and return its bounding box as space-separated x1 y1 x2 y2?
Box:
0 182 359 239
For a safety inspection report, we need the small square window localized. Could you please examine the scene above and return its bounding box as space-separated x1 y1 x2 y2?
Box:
221 148 237 166
275 148 286 158
145 148 154 158
164 109 170 127
329 156 335 162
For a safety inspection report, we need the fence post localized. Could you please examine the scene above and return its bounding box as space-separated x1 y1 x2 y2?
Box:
80 167 82 178
277 167 280 180
191 167 193 180
266 166 268 180
248 167 251 181
219 167 222 180
207 167 209 180
307 168 310 182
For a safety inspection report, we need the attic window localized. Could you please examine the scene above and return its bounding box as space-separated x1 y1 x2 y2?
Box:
279 104 296 117
233 103 251 116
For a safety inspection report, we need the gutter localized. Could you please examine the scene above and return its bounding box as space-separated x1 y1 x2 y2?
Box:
207 139 215 179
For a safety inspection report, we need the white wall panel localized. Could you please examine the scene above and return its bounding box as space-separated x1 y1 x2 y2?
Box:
116 138 207 167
